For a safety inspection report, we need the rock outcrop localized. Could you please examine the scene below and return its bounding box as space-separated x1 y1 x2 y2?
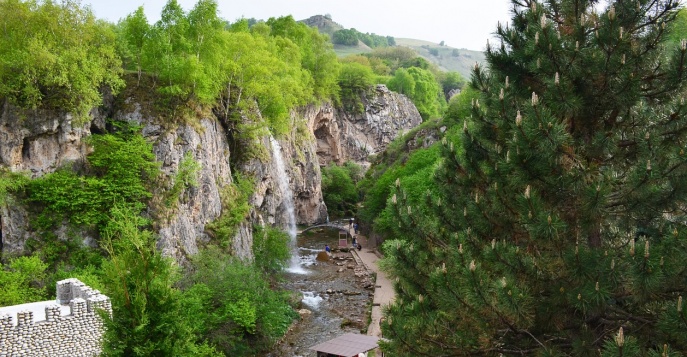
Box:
241 109 327 231
0 103 101 256
114 103 234 261
0 83 422 261
312 85 422 167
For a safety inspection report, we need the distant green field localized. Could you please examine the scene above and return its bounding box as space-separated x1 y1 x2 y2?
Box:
301 15 485 77
395 38 485 78
333 43 372 58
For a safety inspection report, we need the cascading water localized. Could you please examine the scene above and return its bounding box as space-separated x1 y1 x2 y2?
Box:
269 136 307 274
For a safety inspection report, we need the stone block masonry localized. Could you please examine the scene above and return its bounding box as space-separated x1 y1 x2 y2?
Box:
0 278 111 357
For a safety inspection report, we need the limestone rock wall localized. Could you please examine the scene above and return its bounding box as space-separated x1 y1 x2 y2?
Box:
0 97 238 262
240 108 327 235
114 104 236 261
313 85 423 167
0 101 106 257
0 83 421 261
0 104 94 178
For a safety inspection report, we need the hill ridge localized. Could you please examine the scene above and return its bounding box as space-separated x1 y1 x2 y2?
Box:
299 15 484 78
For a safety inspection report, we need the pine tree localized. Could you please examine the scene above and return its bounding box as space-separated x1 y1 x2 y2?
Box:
381 0 687 355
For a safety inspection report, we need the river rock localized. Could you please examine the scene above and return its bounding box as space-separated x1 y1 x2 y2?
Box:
316 251 330 261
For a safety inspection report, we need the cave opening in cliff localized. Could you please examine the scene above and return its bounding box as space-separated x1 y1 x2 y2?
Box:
90 121 105 135
22 137 31 160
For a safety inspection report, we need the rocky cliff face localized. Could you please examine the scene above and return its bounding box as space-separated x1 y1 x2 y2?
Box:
313 85 422 167
0 102 103 255
241 108 327 233
0 84 421 261
0 98 327 260
113 102 234 261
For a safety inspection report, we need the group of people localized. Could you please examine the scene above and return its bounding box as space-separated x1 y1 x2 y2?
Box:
349 218 359 234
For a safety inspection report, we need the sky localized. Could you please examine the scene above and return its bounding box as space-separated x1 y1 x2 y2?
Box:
84 0 513 51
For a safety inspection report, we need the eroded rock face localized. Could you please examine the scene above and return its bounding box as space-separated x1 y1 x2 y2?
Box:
312 85 423 167
0 84 421 262
0 102 104 257
0 102 96 177
126 116 233 261
241 109 327 234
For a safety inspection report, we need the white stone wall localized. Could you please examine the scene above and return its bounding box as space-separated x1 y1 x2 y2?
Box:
0 279 111 357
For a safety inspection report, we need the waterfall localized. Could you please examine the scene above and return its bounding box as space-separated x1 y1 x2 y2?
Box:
269 136 306 273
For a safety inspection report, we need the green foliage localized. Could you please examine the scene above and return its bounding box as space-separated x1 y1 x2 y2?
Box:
444 85 480 125
100 205 214 356
265 15 340 101
389 66 445 120
322 162 360 218
0 0 123 121
219 29 311 136
387 68 416 96
26 129 158 230
338 62 375 113
0 255 48 307
380 0 687 355
164 151 201 209
437 71 465 99
666 8 687 45
116 6 150 83
332 29 359 46
25 231 103 274
183 246 298 355
206 174 254 248
116 6 337 135
367 47 418 71
341 55 391 76
0 168 29 207
332 28 394 48
252 225 291 274
358 124 443 234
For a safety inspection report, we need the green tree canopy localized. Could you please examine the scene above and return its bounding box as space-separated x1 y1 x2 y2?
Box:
322 162 359 218
437 71 466 99
182 245 297 355
387 68 416 96
332 29 359 46
100 206 216 356
117 6 150 83
381 0 687 355
0 0 123 121
266 15 340 100
338 61 375 113
404 67 445 120
0 256 48 307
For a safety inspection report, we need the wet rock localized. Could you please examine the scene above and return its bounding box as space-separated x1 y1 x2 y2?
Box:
316 251 330 261
298 309 312 318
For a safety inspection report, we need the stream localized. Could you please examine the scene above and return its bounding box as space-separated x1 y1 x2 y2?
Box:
267 228 374 357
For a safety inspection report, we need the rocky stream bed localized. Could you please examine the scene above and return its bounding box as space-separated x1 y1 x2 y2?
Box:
267 229 375 357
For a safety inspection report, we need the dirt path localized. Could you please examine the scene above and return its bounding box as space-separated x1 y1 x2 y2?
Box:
350 232 395 338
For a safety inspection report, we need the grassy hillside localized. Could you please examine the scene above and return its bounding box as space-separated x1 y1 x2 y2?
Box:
332 42 372 57
395 38 484 78
299 15 484 78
